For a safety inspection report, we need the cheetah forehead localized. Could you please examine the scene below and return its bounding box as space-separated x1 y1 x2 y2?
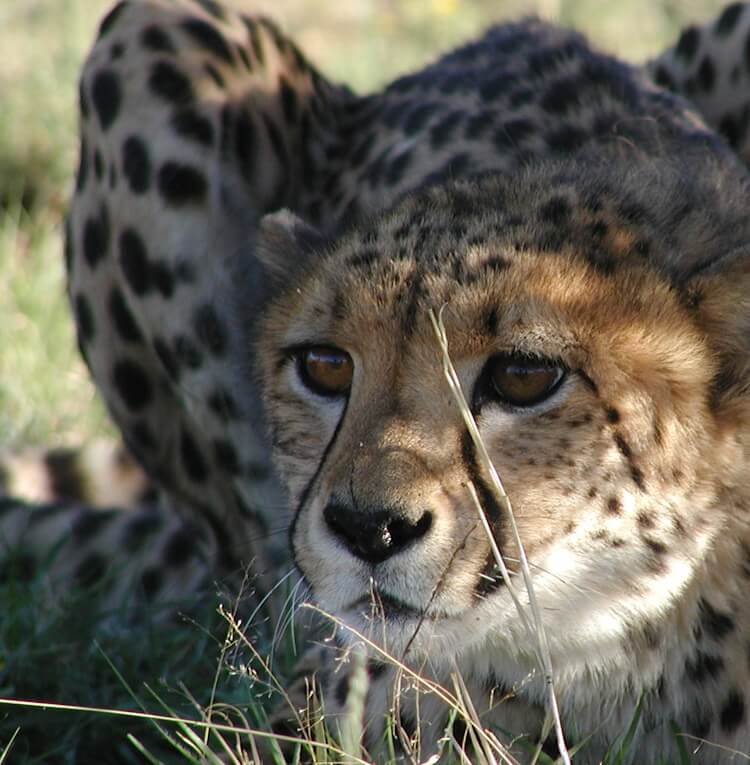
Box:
267 156 750 349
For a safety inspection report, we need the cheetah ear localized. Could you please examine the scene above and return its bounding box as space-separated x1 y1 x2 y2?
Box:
255 210 329 284
685 246 750 411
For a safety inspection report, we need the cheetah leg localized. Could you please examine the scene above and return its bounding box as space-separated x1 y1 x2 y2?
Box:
68 0 352 583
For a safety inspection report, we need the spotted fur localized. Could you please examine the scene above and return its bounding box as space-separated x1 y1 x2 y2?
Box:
4 1 750 761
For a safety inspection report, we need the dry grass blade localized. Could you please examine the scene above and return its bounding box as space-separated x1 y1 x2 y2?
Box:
0 696 356 760
303 604 519 763
0 728 19 764
451 670 519 765
429 307 571 764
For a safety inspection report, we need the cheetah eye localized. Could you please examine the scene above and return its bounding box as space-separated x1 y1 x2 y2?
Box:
486 354 565 407
296 346 353 397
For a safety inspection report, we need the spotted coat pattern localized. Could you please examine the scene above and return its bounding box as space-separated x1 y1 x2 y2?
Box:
5 1 750 762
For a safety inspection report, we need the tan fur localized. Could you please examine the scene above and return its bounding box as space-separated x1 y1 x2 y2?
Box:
258 156 750 760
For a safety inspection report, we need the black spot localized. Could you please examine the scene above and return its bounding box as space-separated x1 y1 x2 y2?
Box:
541 76 580 114
109 287 143 343
119 228 151 295
720 690 745 732
483 307 499 335
637 511 655 530
235 112 261 191
182 18 232 62
430 110 463 148
213 439 240 475
541 734 560 760
685 650 724 683
527 42 578 77
652 64 676 91
509 87 533 109
174 335 203 369
97 1 128 39
0 549 36 584
385 150 413 186
245 18 265 66
451 717 468 745
175 261 196 283
238 45 252 71
539 196 570 225
122 135 151 194
367 660 387 679
193 304 228 356
94 150 104 181
263 114 289 177
153 336 179 381
349 133 375 167
606 497 622 515
83 205 110 267
172 108 214 146
157 162 207 205
403 102 438 135
195 0 226 20
43 449 84 502
113 360 153 410
349 248 379 270
475 551 505 598
131 421 156 451
207 388 240 421
122 510 163 551
72 509 116 542
494 118 534 149
181 429 208 483
614 434 632 459
141 25 176 54
76 554 107 587
204 62 225 88
150 261 175 298
75 294 95 342
699 598 735 639
110 42 125 60
334 674 349 706
149 60 194 104
718 112 742 146
696 55 715 91
164 528 194 567
140 567 163 600
91 69 122 130
605 407 620 424
716 4 744 36
478 72 513 101
398 710 416 739
78 78 90 120
546 124 587 152
675 26 700 62
76 138 89 193
280 77 298 124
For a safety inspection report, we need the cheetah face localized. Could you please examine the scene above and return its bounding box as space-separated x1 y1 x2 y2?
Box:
258 162 749 672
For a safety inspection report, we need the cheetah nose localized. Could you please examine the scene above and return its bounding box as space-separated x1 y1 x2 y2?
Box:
323 501 432 564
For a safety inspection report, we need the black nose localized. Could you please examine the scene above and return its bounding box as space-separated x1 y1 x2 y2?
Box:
323 501 432 564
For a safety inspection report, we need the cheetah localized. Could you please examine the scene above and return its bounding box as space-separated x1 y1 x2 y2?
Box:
5 0 750 762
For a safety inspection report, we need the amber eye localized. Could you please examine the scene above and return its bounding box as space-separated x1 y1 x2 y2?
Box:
487 354 565 407
296 346 353 397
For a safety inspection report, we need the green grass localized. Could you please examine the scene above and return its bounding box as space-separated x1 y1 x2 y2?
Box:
0 0 730 762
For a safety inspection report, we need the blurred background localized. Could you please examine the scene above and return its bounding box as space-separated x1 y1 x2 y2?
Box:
0 0 727 450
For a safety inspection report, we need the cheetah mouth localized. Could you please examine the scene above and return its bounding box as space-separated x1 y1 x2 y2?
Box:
344 591 451 623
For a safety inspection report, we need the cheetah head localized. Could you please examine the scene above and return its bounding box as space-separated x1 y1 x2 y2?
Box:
257 157 750 683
